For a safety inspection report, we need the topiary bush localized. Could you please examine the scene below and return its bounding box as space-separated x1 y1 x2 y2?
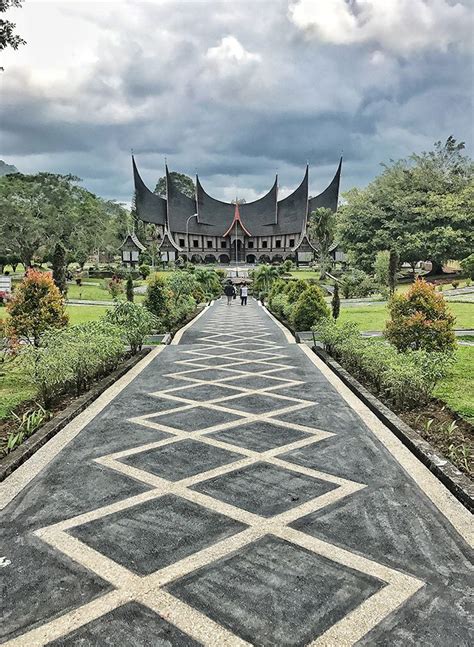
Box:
385 278 456 352
6 269 68 346
292 285 330 330
285 279 308 304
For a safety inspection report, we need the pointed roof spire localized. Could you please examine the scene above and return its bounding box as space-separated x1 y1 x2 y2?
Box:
223 200 252 237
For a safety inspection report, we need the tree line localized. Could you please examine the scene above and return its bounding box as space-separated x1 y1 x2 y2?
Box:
0 172 131 271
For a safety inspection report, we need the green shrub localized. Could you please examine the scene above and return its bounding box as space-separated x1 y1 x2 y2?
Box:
385 278 456 352
103 276 124 298
460 254 474 279
340 269 376 299
314 318 454 409
126 275 134 302
285 279 308 303
292 286 330 330
144 273 172 329
139 264 151 280
24 321 125 406
6 269 68 346
106 301 157 354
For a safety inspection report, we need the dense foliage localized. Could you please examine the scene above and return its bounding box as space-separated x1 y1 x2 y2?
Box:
338 137 474 272
460 254 474 280
315 319 453 410
106 301 157 354
292 286 330 330
6 269 68 346
307 207 336 279
154 172 195 198
24 321 125 406
385 278 456 352
0 172 131 268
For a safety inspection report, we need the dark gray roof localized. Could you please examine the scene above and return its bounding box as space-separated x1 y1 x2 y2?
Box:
132 156 167 225
196 175 278 237
308 157 342 215
132 156 341 237
273 165 308 235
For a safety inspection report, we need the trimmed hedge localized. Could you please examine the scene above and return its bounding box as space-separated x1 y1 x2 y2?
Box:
314 319 453 410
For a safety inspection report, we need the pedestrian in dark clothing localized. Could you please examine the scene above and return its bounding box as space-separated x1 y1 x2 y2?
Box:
224 282 236 305
240 284 248 306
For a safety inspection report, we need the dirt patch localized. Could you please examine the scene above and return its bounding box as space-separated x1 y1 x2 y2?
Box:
400 402 473 478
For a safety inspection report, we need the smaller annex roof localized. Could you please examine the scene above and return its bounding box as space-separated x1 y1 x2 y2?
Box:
120 231 146 251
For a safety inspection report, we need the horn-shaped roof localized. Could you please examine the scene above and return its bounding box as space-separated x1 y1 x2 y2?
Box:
307 157 342 214
132 156 167 225
132 157 341 236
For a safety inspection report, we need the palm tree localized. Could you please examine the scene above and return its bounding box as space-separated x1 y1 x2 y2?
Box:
253 264 280 293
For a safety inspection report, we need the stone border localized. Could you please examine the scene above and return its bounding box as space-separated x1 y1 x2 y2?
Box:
314 348 474 513
0 349 153 483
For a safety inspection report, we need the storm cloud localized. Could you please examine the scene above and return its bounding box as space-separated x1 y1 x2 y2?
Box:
1 0 473 204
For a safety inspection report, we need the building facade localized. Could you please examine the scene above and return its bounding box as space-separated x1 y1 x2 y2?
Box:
132 156 342 265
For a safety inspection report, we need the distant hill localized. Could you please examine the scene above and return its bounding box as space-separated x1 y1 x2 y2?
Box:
0 160 19 176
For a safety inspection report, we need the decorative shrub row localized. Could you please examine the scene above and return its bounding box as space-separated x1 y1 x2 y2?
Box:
314 319 453 410
24 321 126 407
268 278 330 330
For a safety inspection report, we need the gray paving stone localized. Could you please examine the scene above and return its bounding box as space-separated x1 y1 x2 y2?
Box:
223 393 301 414
167 534 384 646
290 484 473 583
151 405 243 431
1 534 111 642
68 494 247 575
191 462 338 517
208 420 311 452
47 602 200 646
119 439 244 481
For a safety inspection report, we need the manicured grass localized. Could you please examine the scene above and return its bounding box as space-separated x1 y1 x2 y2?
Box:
339 302 474 331
434 346 474 423
66 282 113 301
66 305 110 325
0 360 36 420
289 270 319 280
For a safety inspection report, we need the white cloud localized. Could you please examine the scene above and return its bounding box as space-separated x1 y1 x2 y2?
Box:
289 0 473 54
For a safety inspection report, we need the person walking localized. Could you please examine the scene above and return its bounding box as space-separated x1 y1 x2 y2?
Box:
240 283 248 306
224 281 236 305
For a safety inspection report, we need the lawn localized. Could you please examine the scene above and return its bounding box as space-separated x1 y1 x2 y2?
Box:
339 302 473 331
0 359 36 421
433 346 474 423
66 304 110 325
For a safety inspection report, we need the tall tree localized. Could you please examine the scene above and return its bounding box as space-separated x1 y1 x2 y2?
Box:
307 207 336 279
52 242 67 295
154 172 195 198
0 172 130 267
0 0 26 69
338 137 474 273
388 248 399 295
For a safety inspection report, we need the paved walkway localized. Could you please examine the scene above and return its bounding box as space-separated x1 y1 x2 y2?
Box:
1 299 472 646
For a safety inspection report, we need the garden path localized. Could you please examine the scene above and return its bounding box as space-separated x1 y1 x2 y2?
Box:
0 298 472 646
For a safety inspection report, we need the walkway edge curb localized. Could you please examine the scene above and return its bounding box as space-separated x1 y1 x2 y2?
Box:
314 347 474 513
0 345 165 507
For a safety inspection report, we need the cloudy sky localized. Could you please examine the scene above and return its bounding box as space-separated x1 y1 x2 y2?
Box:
1 0 473 205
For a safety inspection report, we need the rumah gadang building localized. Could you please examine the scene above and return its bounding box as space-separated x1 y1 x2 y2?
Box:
132 156 342 265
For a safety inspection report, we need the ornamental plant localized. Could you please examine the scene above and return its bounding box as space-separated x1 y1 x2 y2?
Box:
6 269 68 346
144 273 172 329
385 278 456 352
292 285 330 330
126 274 134 302
106 301 158 354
